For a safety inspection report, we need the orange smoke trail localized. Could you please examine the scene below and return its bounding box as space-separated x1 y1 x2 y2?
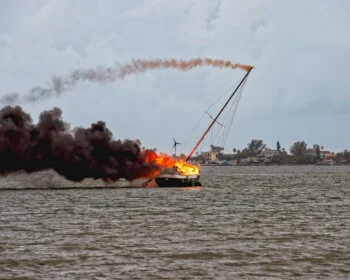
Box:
1 58 252 105
118 58 253 78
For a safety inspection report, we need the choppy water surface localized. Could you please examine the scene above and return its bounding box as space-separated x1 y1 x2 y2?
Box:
1 166 350 279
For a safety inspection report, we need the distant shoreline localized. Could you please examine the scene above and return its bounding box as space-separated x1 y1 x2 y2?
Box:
200 163 350 167
1 165 349 191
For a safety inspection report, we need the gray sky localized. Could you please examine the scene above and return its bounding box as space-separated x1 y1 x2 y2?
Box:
1 0 350 154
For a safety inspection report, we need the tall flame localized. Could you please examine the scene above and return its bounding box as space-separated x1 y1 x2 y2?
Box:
143 150 199 177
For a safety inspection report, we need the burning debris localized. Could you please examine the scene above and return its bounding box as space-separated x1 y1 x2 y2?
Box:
0 105 199 183
1 58 252 105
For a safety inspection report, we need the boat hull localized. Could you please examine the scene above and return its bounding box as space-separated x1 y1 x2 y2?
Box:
155 175 201 188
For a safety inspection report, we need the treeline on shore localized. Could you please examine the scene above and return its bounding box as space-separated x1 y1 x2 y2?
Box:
191 140 350 165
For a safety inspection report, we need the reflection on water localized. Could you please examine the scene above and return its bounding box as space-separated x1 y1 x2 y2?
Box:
179 186 202 191
0 165 350 279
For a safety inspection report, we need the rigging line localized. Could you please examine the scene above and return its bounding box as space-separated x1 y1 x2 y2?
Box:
186 67 253 162
222 78 247 147
180 110 207 152
221 92 238 126
216 95 237 147
210 77 247 149
222 97 240 147
214 87 241 144
181 82 236 152
186 68 253 162
205 81 239 112
203 121 218 147
225 76 246 116
204 82 242 148
205 111 224 127
209 78 247 149
210 111 227 144
210 124 220 144
181 73 247 157
209 122 225 147
222 85 244 146
211 119 227 149
224 87 242 127
198 119 213 151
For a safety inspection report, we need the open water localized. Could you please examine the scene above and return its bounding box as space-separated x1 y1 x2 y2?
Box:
1 165 350 279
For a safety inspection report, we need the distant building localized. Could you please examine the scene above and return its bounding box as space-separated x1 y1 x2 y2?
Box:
209 151 218 162
308 149 335 159
321 151 336 160
260 149 279 162
320 151 331 158
205 145 224 162
307 148 317 156
307 148 336 163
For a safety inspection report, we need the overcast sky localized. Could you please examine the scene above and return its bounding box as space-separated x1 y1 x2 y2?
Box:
1 0 350 154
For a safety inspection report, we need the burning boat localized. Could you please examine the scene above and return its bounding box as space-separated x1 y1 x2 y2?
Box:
155 165 201 187
152 66 253 187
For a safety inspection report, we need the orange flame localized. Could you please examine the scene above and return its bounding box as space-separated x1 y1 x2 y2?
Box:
144 150 199 177
119 58 253 78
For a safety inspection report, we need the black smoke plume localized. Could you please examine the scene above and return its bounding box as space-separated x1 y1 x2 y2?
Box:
0 106 159 182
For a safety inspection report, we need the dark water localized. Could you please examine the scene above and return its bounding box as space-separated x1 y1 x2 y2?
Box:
1 166 350 279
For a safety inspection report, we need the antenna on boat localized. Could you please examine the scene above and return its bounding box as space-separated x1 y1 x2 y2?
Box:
185 66 254 162
172 137 181 156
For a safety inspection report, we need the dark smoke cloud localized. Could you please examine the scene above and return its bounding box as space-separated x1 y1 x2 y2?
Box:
0 58 252 105
0 106 159 182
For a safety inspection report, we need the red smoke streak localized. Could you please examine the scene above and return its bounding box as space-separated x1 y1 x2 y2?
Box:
1 58 252 105
119 58 252 78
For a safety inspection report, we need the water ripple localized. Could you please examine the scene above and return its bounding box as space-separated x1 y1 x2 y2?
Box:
1 165 350 279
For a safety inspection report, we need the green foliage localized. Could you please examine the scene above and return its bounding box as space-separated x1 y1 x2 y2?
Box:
270 154 282 164
290 141 307 156
277 141 281 151
316 145 320 159
243 139 266 156
295 154 317 164
343 150 350 163
217 153 235 161
190 140 349 165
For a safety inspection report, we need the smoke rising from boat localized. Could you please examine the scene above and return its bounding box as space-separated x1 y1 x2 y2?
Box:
0 105 160 182
0 58 252 105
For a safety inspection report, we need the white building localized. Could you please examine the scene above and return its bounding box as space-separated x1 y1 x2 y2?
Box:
260 149 279 162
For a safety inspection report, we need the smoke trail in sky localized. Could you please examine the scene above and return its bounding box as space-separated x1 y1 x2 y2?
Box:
0 58 252 105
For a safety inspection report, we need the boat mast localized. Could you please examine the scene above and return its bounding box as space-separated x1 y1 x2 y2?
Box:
185 67 253 162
